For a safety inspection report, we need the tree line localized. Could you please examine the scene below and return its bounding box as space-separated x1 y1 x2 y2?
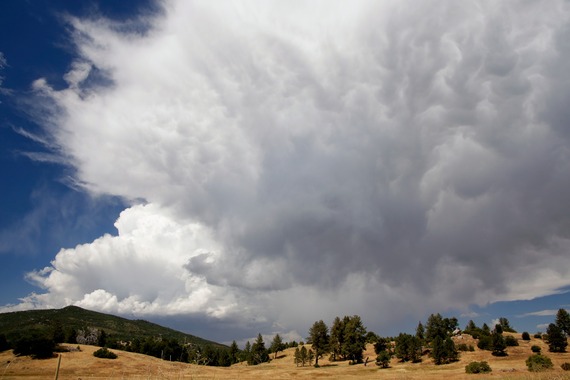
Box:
2 308 569 368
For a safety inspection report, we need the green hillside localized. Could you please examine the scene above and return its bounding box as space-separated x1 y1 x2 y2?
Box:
0 306 224 348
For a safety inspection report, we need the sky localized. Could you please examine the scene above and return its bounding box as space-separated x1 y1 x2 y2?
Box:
1 0 570 345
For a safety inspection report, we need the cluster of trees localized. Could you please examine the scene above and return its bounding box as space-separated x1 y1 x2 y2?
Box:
306 315 368 367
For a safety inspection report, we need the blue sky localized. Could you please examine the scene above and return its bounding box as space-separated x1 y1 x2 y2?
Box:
1 0 569 344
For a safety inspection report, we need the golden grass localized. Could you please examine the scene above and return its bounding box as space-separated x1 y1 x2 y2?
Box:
1 334 570 379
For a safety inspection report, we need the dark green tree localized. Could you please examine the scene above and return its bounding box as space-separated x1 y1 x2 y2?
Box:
242 341 251 363
491 332 507 356
229 341 240 364
308 320 329 366
97 330 107 347
51 320 65 343
431 336 445 365
395 333 422 363
416 322 425 341
250 334 269 365
270 334 285 359
443 337 458 362
498 317 516 333
522 332 531 341
556 309 570 335
329 316 344 361
376 350 391 368
546 323 567 353
341 315 367 364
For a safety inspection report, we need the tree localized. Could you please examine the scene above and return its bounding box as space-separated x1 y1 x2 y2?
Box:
443 337 458 362
546 323 567 353
491 331 507 356
250 334 269 365
229 341 240 364
299 345 308 366
97 330 107 347
374 337 389 354
376 350 391 368
329 316 344 361
431 336 445 365
415 322 425 341
498 317 516 333
522 332 531 341
51 320 65 343
556 309 570 335
270 334 285 359
395 333 422 363
242 341 251 363
308 320 329 367
341 315 367 364
294 347 301 366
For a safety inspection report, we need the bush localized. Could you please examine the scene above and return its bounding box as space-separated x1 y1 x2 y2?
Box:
457 343 469 351
505 336 519 347
521 332 530 340
531 345 541 354
534 333 542 339
477 336 492 351
93 347 117 359
465 361 492 374
526 354 553 372
561 362 570 371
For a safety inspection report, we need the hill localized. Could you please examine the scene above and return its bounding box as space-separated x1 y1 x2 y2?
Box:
0 305 224 348
2 334 570 379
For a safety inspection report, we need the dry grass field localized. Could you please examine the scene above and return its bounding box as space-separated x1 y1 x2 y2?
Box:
2 333 570 379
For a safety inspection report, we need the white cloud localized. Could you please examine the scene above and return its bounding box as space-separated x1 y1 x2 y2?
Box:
9 0 570 339
519 309 558 318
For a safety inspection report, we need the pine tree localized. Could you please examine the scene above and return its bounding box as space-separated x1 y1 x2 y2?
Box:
342 315 367 364
270 334 284 359
294 347 301 366
443 337 458 362
229 341 240 364
416 322 425 341
250 334 269 365
491 331 507 356
431 336 445 365
329 316 344 361
556 309 570 335
308 320 329 367
299 345 308 366
546 323 568 353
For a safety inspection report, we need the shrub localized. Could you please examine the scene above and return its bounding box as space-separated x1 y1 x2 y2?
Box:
561 362 570 371
521 332 530 340
477 336 492 351
531 345 541 354
534 333 542 339
465 361 492 374
457 343 469 351
505 335 519 347
93 347 117 359
526 354 553 372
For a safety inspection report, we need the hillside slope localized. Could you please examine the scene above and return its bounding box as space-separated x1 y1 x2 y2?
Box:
2 335 570 379
0 306 223 348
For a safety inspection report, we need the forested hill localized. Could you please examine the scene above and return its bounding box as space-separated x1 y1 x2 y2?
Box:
0 305 224 348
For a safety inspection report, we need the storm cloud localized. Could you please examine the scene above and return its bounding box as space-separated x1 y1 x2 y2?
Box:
9 0 570 340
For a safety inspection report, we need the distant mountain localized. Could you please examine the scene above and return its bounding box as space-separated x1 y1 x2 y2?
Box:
0 305 224 348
